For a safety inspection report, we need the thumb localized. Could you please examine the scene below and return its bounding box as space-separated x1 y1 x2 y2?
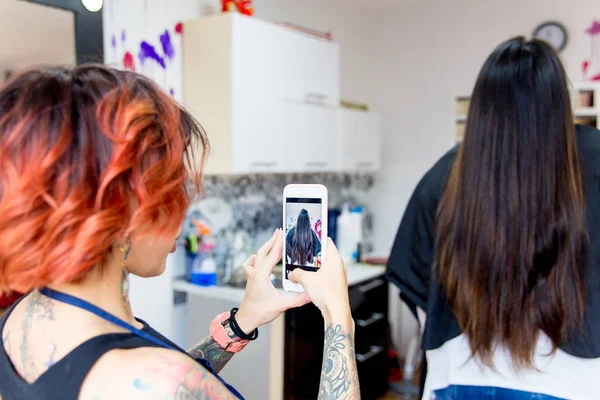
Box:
280 292 311 310
289 268 309 285
323 238 341 266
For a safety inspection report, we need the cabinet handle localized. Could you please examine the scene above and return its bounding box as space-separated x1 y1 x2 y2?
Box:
305 92 328 104
356 312 385 328
305 161 328 168
356 345 384 363
250 161 278 168
358 278 385 294
356 161 374 168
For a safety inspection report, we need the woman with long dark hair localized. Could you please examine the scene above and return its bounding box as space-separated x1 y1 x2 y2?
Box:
286 209 322 266
387 37 600 399
0 66 359 400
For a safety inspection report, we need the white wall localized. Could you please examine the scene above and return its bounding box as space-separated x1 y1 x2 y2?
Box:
370 0 600 353
0 0 76 77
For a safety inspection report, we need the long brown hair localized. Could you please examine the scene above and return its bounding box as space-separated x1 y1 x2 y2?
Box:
435 37 587 368
292 209 315 265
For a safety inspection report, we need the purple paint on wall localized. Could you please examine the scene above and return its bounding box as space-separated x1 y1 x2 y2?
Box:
111 34 117 48
159 30 175 61
121 29 127 43
586 21 600 36
138 41 166 69
170 88 175 96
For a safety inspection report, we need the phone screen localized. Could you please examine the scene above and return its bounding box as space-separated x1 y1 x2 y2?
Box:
284 197 323 280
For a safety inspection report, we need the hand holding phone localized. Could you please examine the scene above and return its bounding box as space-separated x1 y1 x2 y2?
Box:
235 229 310 334
282 184 328 293
288 239 352 326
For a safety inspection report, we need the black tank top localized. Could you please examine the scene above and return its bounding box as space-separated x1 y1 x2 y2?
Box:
0 295 188 400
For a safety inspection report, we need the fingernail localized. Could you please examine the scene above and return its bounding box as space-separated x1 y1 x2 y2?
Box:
273 228 278 235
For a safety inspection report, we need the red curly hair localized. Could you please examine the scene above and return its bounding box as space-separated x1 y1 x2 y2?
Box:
0 65 208 293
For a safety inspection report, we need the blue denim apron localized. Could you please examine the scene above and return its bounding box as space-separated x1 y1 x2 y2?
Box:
433 385 565 400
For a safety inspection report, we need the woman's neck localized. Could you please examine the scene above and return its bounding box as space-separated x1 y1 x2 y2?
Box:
47 261 136 326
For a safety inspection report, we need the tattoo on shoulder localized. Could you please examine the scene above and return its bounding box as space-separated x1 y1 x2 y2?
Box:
318 324 360 400
19 291 56 379
135 356 234 399
2 329 10 354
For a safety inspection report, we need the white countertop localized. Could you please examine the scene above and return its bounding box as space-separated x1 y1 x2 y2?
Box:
172 263 385 303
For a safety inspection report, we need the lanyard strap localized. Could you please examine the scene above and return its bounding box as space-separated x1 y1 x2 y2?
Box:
39 287 175 350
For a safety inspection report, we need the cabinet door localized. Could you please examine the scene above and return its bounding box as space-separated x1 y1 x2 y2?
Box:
282 102 338 172
230 16 285 173
339 109 381 171
281 29 340 107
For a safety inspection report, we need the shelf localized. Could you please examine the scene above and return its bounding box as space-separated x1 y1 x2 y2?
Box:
573 83 600 91
573 108 599 118
453 83 600 142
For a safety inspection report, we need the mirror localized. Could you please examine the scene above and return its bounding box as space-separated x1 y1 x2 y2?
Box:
0 0 75 82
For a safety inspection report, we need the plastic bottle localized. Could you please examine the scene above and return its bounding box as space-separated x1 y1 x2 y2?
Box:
336 204 354 264
190 240 217 286
349 207 363 263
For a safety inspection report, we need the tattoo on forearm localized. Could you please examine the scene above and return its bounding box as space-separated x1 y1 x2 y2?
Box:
20 291 56 379
187 319 238 373
188 337 234 374
318 324 360 400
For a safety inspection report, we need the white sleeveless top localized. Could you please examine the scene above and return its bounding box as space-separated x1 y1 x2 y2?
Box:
423 332 600 400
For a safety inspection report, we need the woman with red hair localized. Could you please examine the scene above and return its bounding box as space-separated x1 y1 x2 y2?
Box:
0 66 359 399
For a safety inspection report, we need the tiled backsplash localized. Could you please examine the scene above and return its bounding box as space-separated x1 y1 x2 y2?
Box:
183 173 375 263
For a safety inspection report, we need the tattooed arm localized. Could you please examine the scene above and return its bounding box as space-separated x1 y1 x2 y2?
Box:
318 320 360 400
288 240 361 400
186 319 237 373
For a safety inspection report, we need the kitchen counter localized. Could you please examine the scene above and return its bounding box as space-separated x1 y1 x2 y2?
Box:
172 263 385 302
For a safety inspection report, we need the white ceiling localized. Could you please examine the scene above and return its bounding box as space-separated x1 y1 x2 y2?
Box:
0 0 76 72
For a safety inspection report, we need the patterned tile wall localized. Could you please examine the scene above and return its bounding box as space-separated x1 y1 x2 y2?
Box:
183 173 375 264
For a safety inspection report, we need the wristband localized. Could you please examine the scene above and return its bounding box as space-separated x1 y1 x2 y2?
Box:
229 307 259 341
209 311 249 352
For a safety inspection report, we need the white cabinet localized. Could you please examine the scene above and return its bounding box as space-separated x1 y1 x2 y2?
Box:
280 29 340 107
230 16 285 173
338 109 381 171
183 14 285 174
282 102 338 172
184 14 378 175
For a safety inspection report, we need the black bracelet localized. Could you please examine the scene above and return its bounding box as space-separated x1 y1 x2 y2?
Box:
229 307 259 341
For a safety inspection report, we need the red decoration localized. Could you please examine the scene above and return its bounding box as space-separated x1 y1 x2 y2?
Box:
315 219 322 241
175 22 183 35
122 51 136 71
222 0 254 16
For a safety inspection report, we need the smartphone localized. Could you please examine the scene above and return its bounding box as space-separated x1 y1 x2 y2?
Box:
282 184 328 293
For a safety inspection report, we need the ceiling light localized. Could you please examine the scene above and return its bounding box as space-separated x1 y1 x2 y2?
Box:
81 0 103 12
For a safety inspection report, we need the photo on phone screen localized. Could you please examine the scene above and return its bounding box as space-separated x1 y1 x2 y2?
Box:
285 197 323 280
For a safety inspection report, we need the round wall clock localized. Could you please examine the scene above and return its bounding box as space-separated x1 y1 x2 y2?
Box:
533 21 568 52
